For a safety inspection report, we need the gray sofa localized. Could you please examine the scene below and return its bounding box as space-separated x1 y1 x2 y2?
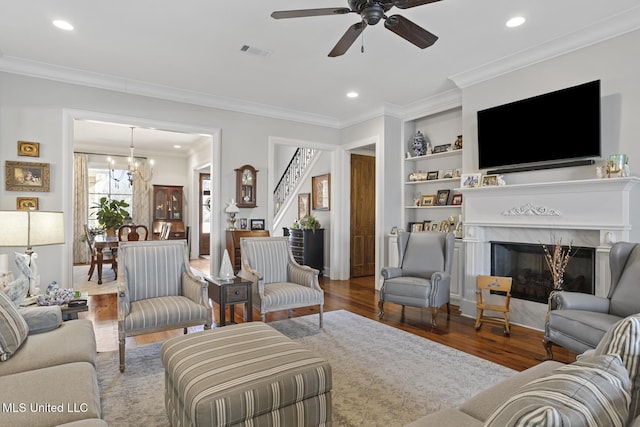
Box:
406 360 564 426
0 305 106 427
410 313 640 426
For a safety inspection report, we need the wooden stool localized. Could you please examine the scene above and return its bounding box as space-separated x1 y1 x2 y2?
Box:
475 275 512 335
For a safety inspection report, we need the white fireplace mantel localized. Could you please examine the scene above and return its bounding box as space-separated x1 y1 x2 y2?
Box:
459 177 640 331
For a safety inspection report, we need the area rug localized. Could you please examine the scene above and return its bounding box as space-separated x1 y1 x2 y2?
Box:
97 310 516 426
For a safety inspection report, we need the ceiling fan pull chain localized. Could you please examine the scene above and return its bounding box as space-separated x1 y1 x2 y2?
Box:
361 32 365 53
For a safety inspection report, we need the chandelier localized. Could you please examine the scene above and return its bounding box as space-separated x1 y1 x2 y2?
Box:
127 126 153 188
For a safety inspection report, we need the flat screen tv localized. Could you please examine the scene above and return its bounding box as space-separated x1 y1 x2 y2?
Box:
477 80 601 172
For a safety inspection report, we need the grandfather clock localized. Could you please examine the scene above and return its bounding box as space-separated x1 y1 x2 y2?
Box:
235 165 258 208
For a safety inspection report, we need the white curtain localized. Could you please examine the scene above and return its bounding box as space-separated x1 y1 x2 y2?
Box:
132 160 151 229
73 153 89 264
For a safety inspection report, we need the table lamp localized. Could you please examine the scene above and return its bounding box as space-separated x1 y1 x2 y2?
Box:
224 199 240 230
0 211 65 295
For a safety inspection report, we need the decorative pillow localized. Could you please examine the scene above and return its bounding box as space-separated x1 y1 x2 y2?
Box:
485 354 630 427
2 276 29 305
594 313 640 423
0 291 29 361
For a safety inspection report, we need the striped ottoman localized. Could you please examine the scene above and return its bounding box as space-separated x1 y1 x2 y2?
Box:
161 322 332 426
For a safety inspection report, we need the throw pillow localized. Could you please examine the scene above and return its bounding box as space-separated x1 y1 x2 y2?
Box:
0 291 29 361
2 275 29 305
485 354 630 427
594 313 640 423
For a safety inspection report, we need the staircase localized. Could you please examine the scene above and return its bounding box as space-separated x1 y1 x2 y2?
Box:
273 147 318 226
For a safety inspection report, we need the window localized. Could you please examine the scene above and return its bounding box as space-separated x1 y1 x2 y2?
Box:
88 167 132 230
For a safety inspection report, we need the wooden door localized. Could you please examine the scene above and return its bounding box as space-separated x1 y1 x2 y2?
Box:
350 154 376 277
199 173 211 255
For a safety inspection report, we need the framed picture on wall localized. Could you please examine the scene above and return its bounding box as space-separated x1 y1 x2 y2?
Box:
298 193 310 219
312 174 330 211
16 197 38 211
5 161 50 192
17 141 40 157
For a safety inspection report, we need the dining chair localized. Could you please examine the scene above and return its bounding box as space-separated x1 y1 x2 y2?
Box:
83 224 116 280
117 224 150 241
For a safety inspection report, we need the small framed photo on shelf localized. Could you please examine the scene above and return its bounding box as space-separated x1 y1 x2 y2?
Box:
422 220 432 229
250 219 265 230
482 174 499 186
436 189 451 206
461 173 481 188
420 194 436 206
18 141 40 157
411 222 424 232
439 220 451 232
239 218 248 229
442 169 454 179
390 226 398 235
426 171 439 181
430 223 439 231
451 193 463 205
16 197 38 211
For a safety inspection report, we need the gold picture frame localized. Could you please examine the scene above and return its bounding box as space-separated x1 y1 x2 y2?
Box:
17 141 40 157
420 194 436 206
16 197 39 211
5 161 50 192
312 173 330 211
298 193 310 219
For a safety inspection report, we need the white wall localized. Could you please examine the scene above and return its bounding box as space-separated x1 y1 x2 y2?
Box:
460 29 640 185
0 72 339 286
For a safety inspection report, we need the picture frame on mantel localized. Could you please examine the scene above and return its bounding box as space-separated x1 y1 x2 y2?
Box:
312 174 330 211
5 161 50 192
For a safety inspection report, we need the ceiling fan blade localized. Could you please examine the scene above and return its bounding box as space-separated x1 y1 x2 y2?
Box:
328 21 367 57
271 8 351 19
384 15 438 49
394 0 442 9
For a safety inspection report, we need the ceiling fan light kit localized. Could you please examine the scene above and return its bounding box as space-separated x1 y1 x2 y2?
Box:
271 0 442 57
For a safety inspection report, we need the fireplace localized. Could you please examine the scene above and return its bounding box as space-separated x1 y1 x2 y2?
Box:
491 242 595 304
458 177 640 331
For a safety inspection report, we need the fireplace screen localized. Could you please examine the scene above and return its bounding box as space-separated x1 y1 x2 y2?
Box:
491 242 595 304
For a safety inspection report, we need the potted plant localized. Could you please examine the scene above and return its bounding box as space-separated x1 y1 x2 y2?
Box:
91 197 130 236
298 214 321 231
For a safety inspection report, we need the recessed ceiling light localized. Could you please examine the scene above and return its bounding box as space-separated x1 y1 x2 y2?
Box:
506 16 525 28
53 20 74 31
173 145 182 149
347 92 359 98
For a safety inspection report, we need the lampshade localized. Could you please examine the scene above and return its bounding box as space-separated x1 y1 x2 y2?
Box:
224 199 240 214
0 211 65 250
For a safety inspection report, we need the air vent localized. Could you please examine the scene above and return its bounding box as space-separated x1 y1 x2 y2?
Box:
240 45 273 57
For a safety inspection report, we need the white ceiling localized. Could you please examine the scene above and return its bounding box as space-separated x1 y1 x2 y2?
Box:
1 0 639 147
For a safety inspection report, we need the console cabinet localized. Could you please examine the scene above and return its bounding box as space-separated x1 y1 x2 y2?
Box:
284 228 324 276
152 185 186 239
225 230 270 273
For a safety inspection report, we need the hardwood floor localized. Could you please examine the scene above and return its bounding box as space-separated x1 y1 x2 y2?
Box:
82 261 577 372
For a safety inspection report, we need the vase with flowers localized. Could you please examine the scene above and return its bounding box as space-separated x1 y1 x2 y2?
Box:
542 238 574 291
543 238 574 321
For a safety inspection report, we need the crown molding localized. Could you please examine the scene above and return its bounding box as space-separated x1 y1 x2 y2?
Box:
0 55 342 129
449 6 640 89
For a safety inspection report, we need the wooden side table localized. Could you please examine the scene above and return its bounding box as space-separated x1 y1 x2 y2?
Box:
206 276 253 326
60 303 89 321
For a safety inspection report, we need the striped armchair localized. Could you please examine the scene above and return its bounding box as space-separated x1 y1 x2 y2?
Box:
239 237 324 327
117 240 211 372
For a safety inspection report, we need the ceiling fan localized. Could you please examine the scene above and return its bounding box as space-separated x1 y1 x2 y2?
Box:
271 0 442 57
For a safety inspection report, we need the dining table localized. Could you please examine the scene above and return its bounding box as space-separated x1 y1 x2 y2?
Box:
93 234 119 284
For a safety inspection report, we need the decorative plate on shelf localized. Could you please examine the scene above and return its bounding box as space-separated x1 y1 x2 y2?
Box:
410 131 428 157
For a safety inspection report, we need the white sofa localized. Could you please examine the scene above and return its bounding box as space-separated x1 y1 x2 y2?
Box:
0 300 106 427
